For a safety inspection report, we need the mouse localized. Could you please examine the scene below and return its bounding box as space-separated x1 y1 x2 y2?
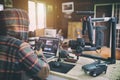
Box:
52 61 61 68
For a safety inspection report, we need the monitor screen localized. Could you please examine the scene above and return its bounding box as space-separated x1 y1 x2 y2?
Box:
44 28 57 37
36 37 59 55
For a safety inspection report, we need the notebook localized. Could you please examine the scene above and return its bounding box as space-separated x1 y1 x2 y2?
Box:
36 37 60 60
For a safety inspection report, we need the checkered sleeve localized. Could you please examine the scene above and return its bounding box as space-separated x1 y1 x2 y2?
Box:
18 42 49 77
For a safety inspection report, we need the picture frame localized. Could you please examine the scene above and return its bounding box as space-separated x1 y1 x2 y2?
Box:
4 0 13 8
0 4 4 11
44 28 57 37
62 2 74 13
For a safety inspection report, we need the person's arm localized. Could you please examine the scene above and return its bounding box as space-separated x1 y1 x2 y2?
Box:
18 42 50 79
61 40 70 50
35 48 50 79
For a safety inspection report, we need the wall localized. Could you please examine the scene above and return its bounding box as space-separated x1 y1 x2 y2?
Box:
94 0 120 4
0 0 28 11
54 0 94 38
1 0 119 38
45 0 57 29
53 0 120 38
13 0 28 11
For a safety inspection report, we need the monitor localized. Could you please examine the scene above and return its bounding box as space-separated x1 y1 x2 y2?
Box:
36 37 59 57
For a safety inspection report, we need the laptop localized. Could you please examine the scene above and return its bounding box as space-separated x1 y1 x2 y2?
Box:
35 37 60 60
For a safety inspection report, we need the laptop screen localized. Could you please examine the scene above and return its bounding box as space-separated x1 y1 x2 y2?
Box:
36 37 59 56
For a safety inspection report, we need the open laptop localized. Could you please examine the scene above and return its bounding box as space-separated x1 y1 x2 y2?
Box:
35 37 60 60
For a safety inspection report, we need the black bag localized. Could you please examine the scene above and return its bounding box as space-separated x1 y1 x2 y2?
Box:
82 61 108 77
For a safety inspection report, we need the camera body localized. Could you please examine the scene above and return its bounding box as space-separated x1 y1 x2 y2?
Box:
34 40 45 51
69 38 85 53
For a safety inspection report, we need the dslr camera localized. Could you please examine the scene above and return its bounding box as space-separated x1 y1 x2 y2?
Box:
69 38 85 53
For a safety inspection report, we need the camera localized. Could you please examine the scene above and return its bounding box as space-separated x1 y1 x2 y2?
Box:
34 40 45 51
69 38 85 53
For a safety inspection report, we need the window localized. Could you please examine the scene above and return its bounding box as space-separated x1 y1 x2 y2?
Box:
116 29 120 48
94 3 120 49
28 1 46 31
114 3 120 26
115 3 120 49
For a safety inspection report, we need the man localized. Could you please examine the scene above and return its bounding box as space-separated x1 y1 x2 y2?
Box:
0 8 50 80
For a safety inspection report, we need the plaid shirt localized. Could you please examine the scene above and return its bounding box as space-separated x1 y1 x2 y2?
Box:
0 35 48 80
0 8 29 41
0 9 49 80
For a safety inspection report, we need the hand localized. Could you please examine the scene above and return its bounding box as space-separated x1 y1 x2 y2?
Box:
37 63 50 79
35 48 43 56
61 40 69 50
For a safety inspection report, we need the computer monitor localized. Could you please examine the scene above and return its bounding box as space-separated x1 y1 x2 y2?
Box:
44 28 57 37
36 37 59 58
0 4 4 11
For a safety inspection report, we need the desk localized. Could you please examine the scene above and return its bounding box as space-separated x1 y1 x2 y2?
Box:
48 56 120 80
